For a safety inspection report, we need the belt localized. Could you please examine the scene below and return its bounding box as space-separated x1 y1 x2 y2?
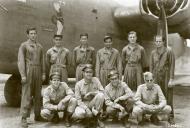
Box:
127 63 138 67
52 64 66 68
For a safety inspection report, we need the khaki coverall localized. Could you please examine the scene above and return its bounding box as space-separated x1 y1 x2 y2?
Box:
46 46 70 83
18 40 45 118
96 48 122 87
122 43 147 91
72 45 95 81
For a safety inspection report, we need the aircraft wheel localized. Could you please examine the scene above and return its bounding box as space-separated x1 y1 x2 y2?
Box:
4 74 21 107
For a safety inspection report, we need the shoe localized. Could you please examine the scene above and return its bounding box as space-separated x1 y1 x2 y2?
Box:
51 113 60 123
168 117 175 125
122 115 130 128
34 116 47 122
150 115 159 125
21 118 28 128
97 119 105 128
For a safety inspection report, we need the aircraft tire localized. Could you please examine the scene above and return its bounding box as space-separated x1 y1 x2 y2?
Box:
4 74 21 107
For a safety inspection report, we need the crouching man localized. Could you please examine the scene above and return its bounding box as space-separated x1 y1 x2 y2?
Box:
105 70 135 128
72 64 105 128
40 71 77 127
132 72 172 126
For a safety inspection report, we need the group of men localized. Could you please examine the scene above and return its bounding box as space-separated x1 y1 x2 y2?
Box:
18 27 175 128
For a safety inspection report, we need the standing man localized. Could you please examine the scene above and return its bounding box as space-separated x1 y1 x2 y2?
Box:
105 70 135 128
132 72 172 126
73 33 95 81
18 27 46 128
41 71 77 127
73 64 105 128
150 35 175 124
96 35 122 87
122 31 147 91
46 34 70 83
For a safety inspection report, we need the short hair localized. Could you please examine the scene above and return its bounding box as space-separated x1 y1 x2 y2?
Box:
143 72 154 80
82 64 93 72
26 27 37 34
80 33 88 38
154 35 165 42
104 35 112 42
128 31 137 37
53 34 63 39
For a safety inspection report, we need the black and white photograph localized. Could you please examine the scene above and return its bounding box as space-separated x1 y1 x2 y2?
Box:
0 0 190 127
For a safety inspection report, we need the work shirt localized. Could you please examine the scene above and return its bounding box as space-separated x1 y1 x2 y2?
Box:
75 77 104 109
73 45 95 67
18 40 45 78
43 82 74 111
105 81 133 108
122 43 147 67
135 84 166 108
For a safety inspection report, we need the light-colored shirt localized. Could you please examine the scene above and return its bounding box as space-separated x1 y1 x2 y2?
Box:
105 81 134 108
75 77 104 109
135 84 166 108
43 82 74 110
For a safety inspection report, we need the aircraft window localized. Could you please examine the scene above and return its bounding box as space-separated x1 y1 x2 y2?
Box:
17 0 26 2
185 39 190 48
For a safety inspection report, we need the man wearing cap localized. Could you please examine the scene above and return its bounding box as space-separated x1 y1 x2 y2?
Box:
41 71 77 127
46 34 70 83
96 35 122 87
73 33 96 81
18 27 46 128
104 70 135 128
150 35 175 124
73 64 105 128
132 72 172 126
122 31 147 91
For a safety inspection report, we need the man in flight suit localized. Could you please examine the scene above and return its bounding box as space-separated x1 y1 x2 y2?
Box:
41 71 77 127
46 34 70 83
150 35 175 124
96 35 122 87
18 27 46 128
73 33 95 81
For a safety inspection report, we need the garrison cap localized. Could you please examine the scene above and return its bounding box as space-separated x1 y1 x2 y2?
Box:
108 70 119 79
82 64 93 72
50 72 61 80
80 33 88 38
104 35 112 42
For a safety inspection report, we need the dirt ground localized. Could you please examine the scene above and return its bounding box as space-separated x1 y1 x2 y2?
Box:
0 74 189 128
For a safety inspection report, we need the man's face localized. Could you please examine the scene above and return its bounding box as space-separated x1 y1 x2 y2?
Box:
110 75 119 87
128 33 137 44
80 35 88 45
104 38 112 48
27 30 37 42
144 75 154 88
83 69 93 80
155 36 164 48
53 37 62 47
51 77 60 89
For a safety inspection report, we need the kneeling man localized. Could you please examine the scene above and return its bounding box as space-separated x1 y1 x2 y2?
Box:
41 71 77 127
73 64 105 128
132 72 172 125
105 70 135 128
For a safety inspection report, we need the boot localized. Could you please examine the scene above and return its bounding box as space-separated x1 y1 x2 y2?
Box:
51 113 60 123
122 115 130 128
150 114 159 125
168 117 175 125
65 112 72 127
21 117 28 128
